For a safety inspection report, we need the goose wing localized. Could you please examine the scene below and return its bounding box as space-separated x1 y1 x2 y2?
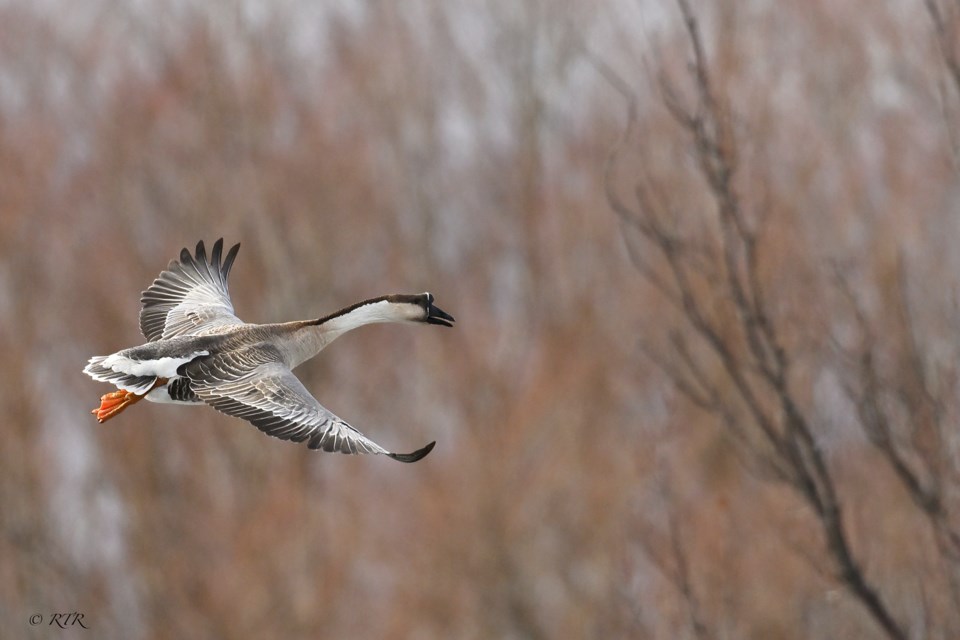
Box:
140 239 244 341
181 346 435 463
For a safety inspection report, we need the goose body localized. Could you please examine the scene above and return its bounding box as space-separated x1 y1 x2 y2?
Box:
83 239 454 463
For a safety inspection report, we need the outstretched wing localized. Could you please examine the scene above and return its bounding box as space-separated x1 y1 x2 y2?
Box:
180 346 435 463
140 239 243 341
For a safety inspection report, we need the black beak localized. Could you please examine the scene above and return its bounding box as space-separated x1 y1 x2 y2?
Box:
426 303 455 327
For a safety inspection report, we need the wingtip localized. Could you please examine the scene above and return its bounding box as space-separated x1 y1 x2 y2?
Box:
211 238 224 266
222 241 241 279
387 440 436 463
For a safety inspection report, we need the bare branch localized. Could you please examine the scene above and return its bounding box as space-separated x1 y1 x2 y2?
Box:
926 0 960 173
834 267 960 568
638 338 718 413
659 474 711 640
596 3 911 638
585 50 644 232
926 0 960 95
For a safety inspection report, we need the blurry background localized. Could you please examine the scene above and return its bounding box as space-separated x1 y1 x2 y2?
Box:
3 0 960 638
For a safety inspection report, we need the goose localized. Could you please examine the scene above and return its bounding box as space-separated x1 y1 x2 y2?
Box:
83 238 454 463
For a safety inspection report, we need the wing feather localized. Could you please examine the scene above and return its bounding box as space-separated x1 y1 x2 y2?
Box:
181 348 434 462
83 356 157 394
140 239 244 341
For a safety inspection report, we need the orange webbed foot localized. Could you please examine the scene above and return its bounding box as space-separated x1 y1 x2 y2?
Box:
91 389 141 423
91 378 167 423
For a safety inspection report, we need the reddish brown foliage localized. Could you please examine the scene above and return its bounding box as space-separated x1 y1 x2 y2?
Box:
2 1 960 638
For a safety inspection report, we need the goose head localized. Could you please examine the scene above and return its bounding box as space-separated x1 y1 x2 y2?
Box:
391 292 456 327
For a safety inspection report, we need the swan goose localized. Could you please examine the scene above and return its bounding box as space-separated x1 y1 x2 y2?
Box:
83 239 454 463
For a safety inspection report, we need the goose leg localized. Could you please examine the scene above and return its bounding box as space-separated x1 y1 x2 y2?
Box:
91 378 167 423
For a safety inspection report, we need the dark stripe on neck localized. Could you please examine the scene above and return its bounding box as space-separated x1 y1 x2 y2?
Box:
308 294 424 327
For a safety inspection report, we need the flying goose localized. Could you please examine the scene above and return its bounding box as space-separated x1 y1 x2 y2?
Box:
83 239 454 463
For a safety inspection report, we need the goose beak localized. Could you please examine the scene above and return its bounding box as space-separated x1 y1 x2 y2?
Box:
426 303 455 327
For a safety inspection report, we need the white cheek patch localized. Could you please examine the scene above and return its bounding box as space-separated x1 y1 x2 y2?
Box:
102 351 209 378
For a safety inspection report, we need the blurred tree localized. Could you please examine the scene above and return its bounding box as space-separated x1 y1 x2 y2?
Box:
601 0 960 638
